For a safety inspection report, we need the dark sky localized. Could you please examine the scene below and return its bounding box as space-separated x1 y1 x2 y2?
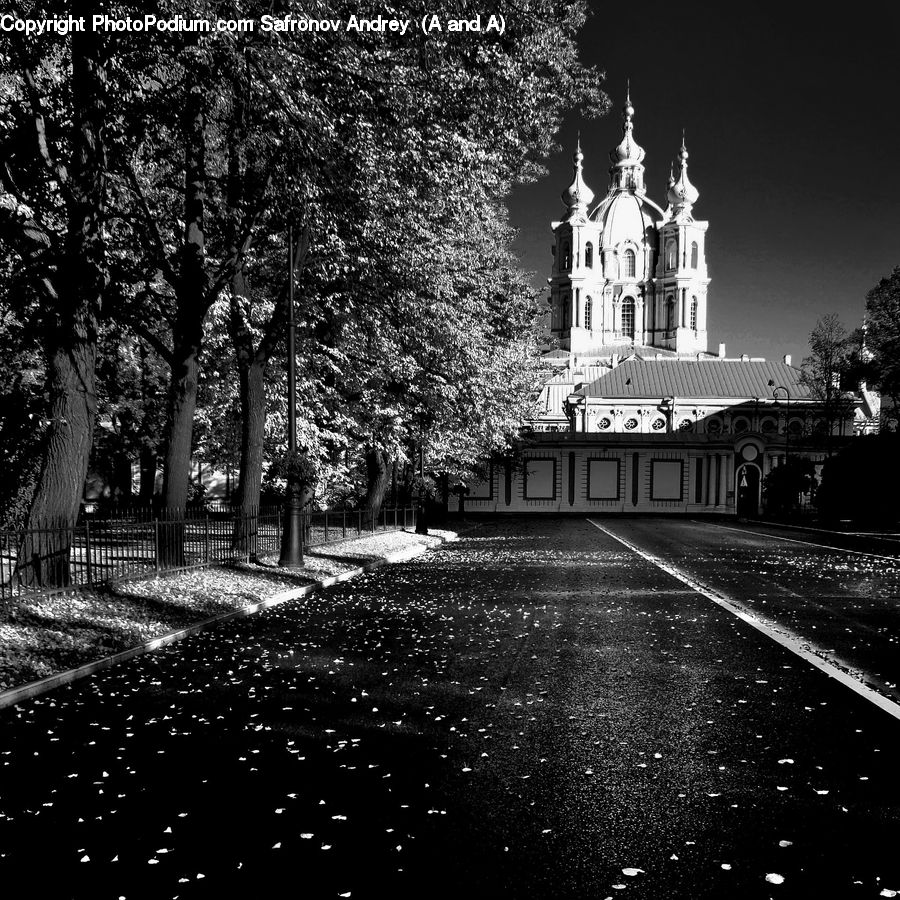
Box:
507 1 900 363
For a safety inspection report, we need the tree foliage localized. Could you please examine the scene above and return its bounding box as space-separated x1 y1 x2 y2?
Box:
864 266 900 417
0 1 607 572
800 313 862 436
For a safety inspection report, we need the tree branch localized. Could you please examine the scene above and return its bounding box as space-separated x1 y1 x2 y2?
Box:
22 67 71 196
204 169 273 308
121 162 179 289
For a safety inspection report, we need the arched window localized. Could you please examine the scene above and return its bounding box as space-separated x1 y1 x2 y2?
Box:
690 241 699 269
666 295 675 332
561 242 571 271
665 240 677 270
690 296 698 330
584 296 593 330
621 297 635 337
623 248 636 278
585 242 593 268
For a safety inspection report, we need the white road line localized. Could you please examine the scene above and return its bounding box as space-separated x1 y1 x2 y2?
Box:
586 518 900 724
746 518 900 543
693 520 900 564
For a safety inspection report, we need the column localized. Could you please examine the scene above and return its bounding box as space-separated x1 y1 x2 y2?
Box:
716 453 726 507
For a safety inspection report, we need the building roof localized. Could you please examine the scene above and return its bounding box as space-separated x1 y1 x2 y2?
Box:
580 357 811 401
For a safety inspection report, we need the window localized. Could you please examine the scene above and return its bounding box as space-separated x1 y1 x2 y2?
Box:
666 239 677 270
524 459 556 500
562 295 570 330
597 416 612 431
666 296 675 332
623 248 636 278
621 297 635 337
561 242 571 270
623 417 639 430
651 460 683 501
584 297 593 330
585 242 593 268
651 417 666 431
468 466 493 499
587 459 619 500
691 241 699 269
690 296 698 330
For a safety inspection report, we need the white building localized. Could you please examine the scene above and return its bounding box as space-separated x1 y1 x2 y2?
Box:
550 89 709 358
453 92 877 517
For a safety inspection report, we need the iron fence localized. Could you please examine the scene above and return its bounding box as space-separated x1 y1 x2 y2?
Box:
0 505 416 601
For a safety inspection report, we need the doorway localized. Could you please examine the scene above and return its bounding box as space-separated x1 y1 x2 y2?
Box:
735 463 761 517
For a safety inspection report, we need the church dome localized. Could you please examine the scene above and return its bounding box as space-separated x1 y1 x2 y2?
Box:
611 97 645 167
561 138 594 218
592 191 664 249
666 139 700 216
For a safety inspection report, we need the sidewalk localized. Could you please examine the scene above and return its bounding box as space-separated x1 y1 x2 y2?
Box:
0 527 455 700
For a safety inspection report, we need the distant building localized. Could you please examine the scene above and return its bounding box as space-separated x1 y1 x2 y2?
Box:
453 92 877 516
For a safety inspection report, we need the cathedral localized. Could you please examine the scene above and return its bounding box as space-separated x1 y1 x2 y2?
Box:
450 92 877 516
549 90 708 358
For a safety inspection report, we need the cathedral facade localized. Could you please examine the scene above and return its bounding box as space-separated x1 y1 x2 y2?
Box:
449 93 875 517
549 91 709 358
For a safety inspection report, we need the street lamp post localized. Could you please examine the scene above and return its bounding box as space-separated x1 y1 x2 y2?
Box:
415 437 428 536
279 227 304 567
769 382 790 461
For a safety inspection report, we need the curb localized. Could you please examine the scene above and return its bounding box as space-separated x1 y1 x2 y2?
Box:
0 533 453 712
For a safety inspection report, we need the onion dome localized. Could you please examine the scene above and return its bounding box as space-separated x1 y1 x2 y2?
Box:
607 83 647 194
610 87 646 167
561 136 594 218
666 135 700 217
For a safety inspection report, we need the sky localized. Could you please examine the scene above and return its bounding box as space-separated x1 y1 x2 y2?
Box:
507 1 900 364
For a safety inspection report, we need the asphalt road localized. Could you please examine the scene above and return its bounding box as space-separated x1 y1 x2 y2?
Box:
601 517 900 703
1 517 899 899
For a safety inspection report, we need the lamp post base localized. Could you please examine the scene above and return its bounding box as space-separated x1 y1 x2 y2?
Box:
415 498 428 536
279 485 304 567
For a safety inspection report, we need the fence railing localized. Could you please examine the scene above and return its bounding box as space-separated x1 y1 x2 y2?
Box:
0 505 416 601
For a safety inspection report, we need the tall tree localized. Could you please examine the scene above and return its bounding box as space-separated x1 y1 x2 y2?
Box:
800 313 859 440
864 266 900 423
0 24 111 584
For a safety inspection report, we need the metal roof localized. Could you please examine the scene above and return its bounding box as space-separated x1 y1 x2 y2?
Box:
580 358 811 400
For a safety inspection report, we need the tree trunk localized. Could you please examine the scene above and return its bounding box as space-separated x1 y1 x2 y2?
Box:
162 329 202 512
20 337 98 586
237 360 267 511
231 253 268 519
159 81 206 565
138 445 157 503
19 28 108 588
363 448 391 529
232 355 267 557
160 329 201 566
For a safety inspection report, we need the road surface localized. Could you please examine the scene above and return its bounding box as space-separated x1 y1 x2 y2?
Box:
1 517 899 899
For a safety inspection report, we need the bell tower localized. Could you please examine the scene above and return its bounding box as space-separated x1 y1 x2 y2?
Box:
654 136 710 354
549 138 602 352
